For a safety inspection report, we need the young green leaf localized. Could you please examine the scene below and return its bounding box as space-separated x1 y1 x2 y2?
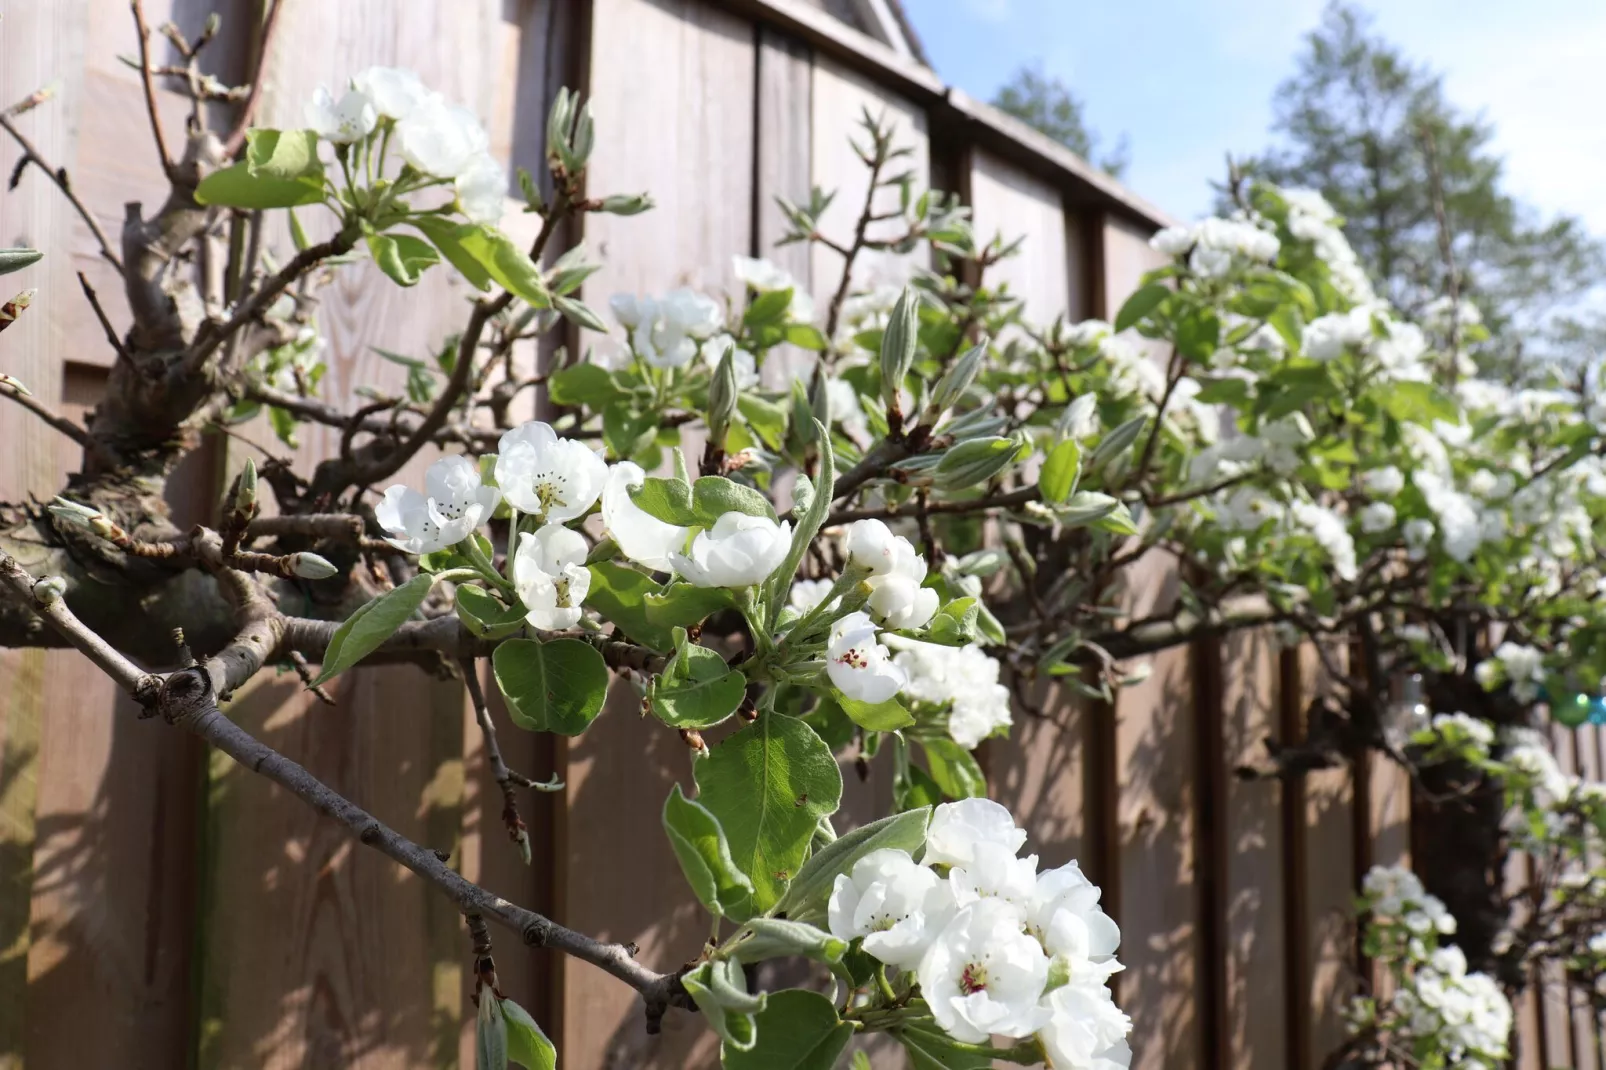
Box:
409 217 494 291
920 738 986 799
663 784 756 918
765 419 834 627
834 692 914 732
366 231 440 287
629 477 699 527
547 364 625 410
682 960 763 1052
693 713 843 913
772 807 931 924
720 990 853 1070
1113 281 1169 333
692 476 776 524
726 917 846 966
456 225 552 308
245 129 322 180
585 561 677 651
195 162 326 209
455 585 527 640
1039 439 1081 504
310 572 434 685
650 646 746 729
0 248 42 276
492 638 610 735
501 1000 557 1070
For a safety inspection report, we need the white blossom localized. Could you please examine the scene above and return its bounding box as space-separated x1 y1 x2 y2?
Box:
1303 307 1373 361
919 897 1052 1043
1359 501 1396 534
949 842 1039 910
600 461 688 573
825 612 908 704
827 848 954 970
305 85 377 144
512 523 591 630
787 578 836 614
864 537 939 631
613 289 723 368
670 512 791 589
924 798 1026 869
1291 501 1358 581
732 255 815 322
495 421 608 525
893 642 1013 750
1363 466 1405 498
1028 860 1122 972
700 337 759 390
375 455 500 554
352 66 430 121
1062 393 1100 440
397 94 489 178
1403 518 1435 560
455 152 506 225
1148 226 1194 257
1038 983 1134 1070
1493 641 1545 704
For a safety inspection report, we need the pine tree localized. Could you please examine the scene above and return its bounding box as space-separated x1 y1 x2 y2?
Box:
992 63 1128 178
1241 2 1603 378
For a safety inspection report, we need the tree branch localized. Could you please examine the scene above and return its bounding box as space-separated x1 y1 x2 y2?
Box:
130 0 176 180
0 112 124 274
222 0 286 159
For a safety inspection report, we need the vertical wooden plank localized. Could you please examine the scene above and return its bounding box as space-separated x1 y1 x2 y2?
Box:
754 25 816 389
1277 648 1312 1070
566 2 755 1067
1220 629 1287 1070
809 54 928 331
1507 849 1545 1070
195 4 511 1067
1301 644 1355 1068
967 149 1071 324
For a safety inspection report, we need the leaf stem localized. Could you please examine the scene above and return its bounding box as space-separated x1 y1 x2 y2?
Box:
458 538 514 595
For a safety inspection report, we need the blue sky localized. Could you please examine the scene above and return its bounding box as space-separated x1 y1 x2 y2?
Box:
901 0 1606 234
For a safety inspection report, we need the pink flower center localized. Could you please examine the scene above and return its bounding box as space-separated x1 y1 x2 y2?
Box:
834 646 869 670
959 963 988 995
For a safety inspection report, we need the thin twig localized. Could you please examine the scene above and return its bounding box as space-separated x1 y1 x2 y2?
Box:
77 272 130 363
462 657 532 863
0 383 94 451
130 0 175 179
0 113 124 274
827 484 1039 525
190 234 355 371
222 0 286 158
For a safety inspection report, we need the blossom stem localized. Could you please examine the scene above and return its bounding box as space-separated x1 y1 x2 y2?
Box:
931 1038 1043 1064
458 538 514 595
782 564 871 650
873 964 897 1005
504 507 521 587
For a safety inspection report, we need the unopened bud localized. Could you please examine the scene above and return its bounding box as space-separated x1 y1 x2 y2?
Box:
289 552 338 580
928 340 986 418
933 432 1028 492
232 459 258 516
0 249 43 277
88 515 122 541
706 339 739 442
597 192 652 216
33 575 67 604
0 373 31 396
878 287 920 414
47 496 103 529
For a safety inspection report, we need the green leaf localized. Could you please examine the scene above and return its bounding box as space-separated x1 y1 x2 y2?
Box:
693 476 776 524
921 738 986 799
456 225 551 308
1093 500 1140 536
0 248 42 276
1056 490 1120 528
287 207 310 251
547 364 625 410
644 583 738 631
553 294 606 332
1383 381 1460 426
629 477 700 527
409 216 494 291
736 394 788 451
773 807 931 924
501 1000 557 1070
456 585 527 639
1176 308 1220 361
727 917 846 966
651 646 746 729
694 713 843 912
683 960 763 1052
586 562 676 651
1089 415 1147 470
765 421 833 626
784 323 829 351
195 161 325 209
366 230 439 287
492 638 610 735
924 597 979 646
896 1025 993 1070
663 784 755 918
744 288 794 327
245 128 322 180
835 693 914 732
1039 439 1081 504
603 403 657 461
721 990 853 1070
311 573 434 685
477 995 509 1070
1113 281 1169 333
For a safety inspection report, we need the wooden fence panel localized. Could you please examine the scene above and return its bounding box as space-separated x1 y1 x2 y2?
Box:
1220 630 1288 1070
567 3 756 1068
967 149 1073 325
809 54 929 321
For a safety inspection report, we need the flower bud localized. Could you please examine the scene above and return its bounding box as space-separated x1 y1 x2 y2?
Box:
0 248 42 277
47 496 103 529
878 286 920 415
33 575 67 604
598 193 652 216
0 373 32 397
233 458 258 517
934 433 1028 492
927 340 986 419
706 339 740 443
289 552 339 580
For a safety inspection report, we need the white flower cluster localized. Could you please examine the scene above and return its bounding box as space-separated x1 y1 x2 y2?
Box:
733 255 815 323
1411 711 1495 762
1473 642 1546 704
1390 945 1512 1067
1149 216 1280 278
891 641 1014 750
1361 865 1458 941
376 421 796 627
828 799 1131 1066
1278 188 1376 305
305 67 505 224
609 289 724 368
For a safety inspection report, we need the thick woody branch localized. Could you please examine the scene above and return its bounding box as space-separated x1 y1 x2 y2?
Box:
190 235 355 373
0 548 689 1030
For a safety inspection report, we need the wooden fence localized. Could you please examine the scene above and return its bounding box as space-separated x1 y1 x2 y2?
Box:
0 0 1600 1067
